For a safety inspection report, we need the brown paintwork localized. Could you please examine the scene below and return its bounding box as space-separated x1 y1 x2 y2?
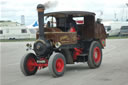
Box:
94 23 106 39
36 28 77 45
80 16 106 40
45 32 77 45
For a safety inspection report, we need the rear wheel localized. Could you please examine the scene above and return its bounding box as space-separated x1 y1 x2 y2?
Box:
87 41 102 68
20 53 38 76
48 53 66 77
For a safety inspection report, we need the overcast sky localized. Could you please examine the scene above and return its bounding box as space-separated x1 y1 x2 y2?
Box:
0 0 128 25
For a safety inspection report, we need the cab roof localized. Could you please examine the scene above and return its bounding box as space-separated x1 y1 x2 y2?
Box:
44 11 95 17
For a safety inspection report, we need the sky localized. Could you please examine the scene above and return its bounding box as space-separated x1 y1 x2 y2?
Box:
0 0 128 25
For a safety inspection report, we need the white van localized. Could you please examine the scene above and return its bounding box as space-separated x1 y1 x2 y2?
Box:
109 22 128 36
102 21 128 36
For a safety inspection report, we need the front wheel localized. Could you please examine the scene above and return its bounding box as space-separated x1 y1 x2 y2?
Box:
48 53 66 77
87 41 102 68
20 53 38 76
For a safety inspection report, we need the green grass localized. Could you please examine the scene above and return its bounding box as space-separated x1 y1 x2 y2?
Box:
107 36 128 39
0 38 36 42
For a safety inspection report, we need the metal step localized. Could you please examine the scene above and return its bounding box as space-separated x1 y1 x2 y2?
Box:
79 54 88 56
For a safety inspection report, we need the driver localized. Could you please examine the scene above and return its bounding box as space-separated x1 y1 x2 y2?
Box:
68 15 78 32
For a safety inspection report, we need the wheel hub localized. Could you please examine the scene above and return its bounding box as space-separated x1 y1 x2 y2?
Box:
56 58 64 72
27 57 36 72
94 51 98 58
93 47 101 63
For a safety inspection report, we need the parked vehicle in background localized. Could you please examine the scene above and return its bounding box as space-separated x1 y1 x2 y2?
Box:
104 26 111 36
0 27 29 39
108 22 128 36
102 21 128 36
0 21 37 39
120 26 128 36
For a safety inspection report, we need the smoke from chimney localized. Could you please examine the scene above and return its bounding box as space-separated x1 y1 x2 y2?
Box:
44 1 58 9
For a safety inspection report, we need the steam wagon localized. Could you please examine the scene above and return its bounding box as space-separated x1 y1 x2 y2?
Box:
20 4 106 77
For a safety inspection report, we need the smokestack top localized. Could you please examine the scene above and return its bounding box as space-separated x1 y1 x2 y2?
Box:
37 4 45 12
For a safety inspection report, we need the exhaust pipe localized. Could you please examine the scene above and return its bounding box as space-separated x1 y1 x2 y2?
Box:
37 4 45 39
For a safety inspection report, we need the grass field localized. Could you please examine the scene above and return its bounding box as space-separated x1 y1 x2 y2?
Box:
0 38 36 42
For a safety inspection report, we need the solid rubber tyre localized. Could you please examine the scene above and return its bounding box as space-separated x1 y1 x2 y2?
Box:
48 53 66 77
87 41 102 68
20 53 38 76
